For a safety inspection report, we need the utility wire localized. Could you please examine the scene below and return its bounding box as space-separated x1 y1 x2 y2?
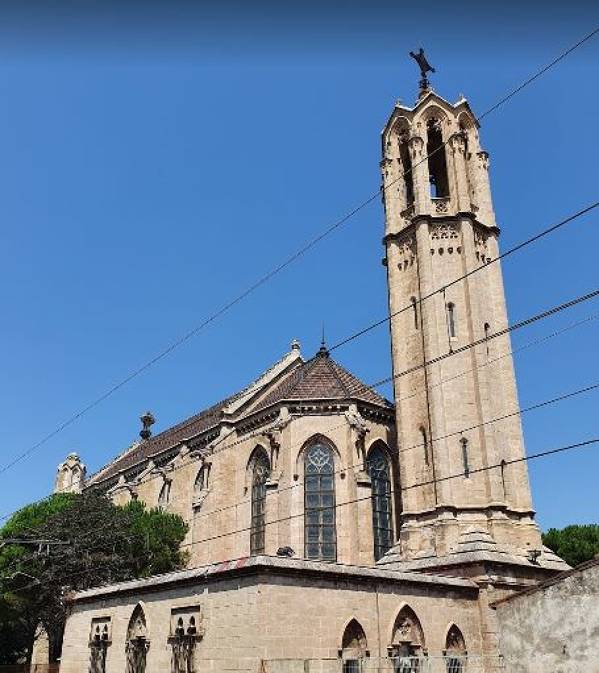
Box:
10 434 596 586
330 202 598 351
1 298 596 527
1 308 594 526
0 29 595 482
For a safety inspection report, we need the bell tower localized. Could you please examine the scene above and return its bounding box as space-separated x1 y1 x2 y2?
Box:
380 68 559 567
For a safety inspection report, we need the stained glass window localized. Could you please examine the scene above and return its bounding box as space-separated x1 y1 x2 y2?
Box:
367 444 393 561
250 450 270 555
304 443 336 561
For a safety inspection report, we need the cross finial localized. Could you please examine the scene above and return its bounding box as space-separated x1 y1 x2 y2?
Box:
409 47 435 95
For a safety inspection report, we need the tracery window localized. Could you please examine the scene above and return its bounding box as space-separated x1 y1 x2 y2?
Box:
367 444 394 561
250 449 271 555
304 443 337 561
125 605 149 673
169 608 202 673
398 129 415 207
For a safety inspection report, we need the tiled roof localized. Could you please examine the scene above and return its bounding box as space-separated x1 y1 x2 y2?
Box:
88 348 391 486
253 349 391 410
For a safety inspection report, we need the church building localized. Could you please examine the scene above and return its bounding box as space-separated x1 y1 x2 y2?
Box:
56 68 567 673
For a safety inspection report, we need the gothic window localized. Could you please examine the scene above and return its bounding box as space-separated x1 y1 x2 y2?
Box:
170 608 202 673
398 129 415 207
426 118 449 198
420 427 429 465
304 442 337 561
447 303 457 339
125 605 149 673
460 438 470 478
367 444 394 561
444 624 467 673
250 448 271 555
158 480 172 508
89 618 111 673
410 297 419 329
341 619 369 673
500 459 507 500
390 606 426 673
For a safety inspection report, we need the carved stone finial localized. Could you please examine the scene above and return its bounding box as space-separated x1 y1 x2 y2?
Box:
290 338 301 352
409 47 435 95
140 411 155 440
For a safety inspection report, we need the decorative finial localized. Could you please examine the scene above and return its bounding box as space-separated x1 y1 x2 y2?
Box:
318 324 329 357
290 338 301 352
409 48 435 96
140 411 155 440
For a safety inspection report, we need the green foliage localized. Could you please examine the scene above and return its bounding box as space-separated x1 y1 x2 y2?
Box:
542 524 599 568
0 490 188 663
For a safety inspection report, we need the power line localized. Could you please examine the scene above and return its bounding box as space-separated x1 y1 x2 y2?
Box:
330 202 598 351
1 295 596 528
0 30 595 482
8 435 598 595
2 308 595 526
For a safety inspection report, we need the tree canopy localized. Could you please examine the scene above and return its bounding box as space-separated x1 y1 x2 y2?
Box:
0 489 188 663
542 524 599 568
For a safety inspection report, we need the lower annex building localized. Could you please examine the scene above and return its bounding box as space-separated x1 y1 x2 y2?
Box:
53 72 568 673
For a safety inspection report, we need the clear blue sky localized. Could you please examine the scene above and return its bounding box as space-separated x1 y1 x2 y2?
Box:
0 2 597 531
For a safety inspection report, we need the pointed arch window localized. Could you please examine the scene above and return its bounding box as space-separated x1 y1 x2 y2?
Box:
125 605 149 673
444 624 467 673
250 449 270 555
427 118 449 198
304 443 337 561
390 605 426 671
341 619 369 673
367 444 394 561
398 129 415 207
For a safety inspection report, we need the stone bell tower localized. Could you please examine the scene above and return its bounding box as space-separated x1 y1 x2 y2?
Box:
379 71 559 568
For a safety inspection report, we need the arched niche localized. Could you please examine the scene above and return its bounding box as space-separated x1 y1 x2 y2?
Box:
389 605 426 658
125 604 149 673
444 624 467 673
341 618 369 660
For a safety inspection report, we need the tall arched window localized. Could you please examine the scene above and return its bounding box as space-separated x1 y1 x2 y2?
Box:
426 118 449 198
250 449 270 555
125 605 149 673
367 444 394 561
395 126 414 209
304 443 337 561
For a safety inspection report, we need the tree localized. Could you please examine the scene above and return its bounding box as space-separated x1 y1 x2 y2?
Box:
0 489 188 662
542 524 599 568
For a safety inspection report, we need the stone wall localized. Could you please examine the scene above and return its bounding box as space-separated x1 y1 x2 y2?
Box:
493 558 599 673
59 557 482 673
